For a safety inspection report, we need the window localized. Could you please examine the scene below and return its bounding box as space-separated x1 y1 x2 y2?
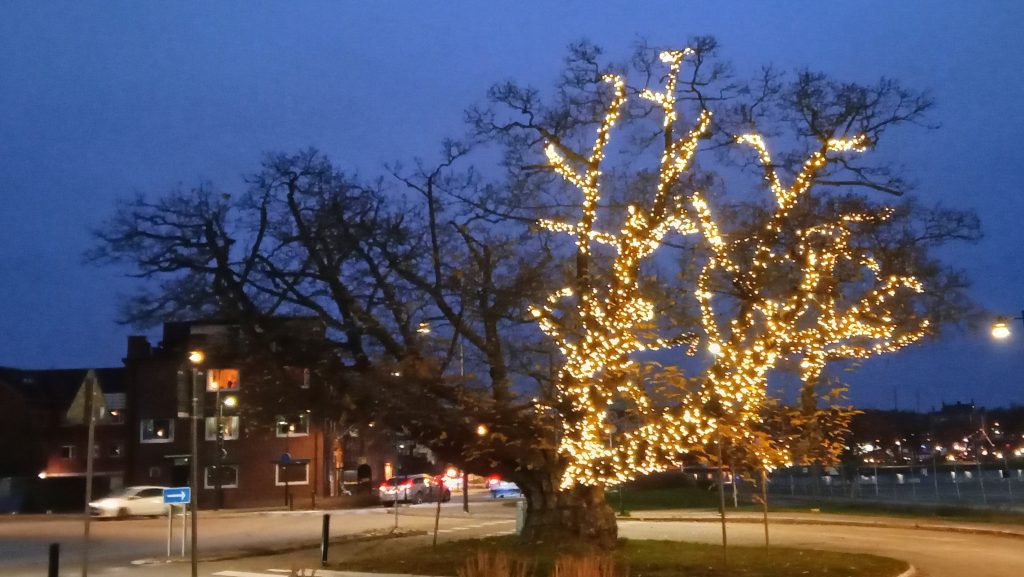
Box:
137 488 164 499
205 465 239 489
106 409 125 425
140 419 174 443
206 368 240 392
204 416 240 441
275 463 309 486
60 445 75 459
148 466 161 479
93 444 100 458
108 443 122 458
276 414 309 437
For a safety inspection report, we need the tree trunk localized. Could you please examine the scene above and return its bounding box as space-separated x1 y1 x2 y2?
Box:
513 470 618 549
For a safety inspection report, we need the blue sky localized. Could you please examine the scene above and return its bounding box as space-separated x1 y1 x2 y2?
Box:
1 1 1022 408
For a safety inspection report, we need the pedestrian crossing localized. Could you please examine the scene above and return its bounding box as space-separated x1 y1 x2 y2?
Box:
433 519 513 534
214 568 447 577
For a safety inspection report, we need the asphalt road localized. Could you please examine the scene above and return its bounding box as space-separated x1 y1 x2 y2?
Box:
3 503 1023 577
0 500 515 577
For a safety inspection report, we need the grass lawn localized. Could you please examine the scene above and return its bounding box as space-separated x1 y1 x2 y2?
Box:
613 486 723 512
338 535 907 577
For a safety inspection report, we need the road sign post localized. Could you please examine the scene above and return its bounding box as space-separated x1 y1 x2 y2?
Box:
162 489 191 559
66 370 105 577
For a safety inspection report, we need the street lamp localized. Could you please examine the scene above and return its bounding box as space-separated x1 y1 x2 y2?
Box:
992 311 1023 340
187 350 203 577
212 387 236 510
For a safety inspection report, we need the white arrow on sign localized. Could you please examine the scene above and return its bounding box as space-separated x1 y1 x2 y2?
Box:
167 491 186 500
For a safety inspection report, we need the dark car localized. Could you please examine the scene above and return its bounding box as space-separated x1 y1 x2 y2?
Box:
378 474 451 506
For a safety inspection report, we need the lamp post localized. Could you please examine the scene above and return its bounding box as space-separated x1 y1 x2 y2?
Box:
214 393 236 510
187 350 203 577
991 311 1023 500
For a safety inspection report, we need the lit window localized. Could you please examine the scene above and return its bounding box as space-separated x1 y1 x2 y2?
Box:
275 463 308 486
205 465 239 489
106 409 125 425
141 419 174 443
206 368 240 392
204 417 240 441
276 414 309 437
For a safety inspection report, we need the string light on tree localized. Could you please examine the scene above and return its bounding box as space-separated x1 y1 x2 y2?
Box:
531 48 932 489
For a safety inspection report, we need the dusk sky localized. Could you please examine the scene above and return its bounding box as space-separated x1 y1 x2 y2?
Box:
1 2 1022 409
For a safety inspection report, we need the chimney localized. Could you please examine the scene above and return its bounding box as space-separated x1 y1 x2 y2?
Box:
126 335 151 359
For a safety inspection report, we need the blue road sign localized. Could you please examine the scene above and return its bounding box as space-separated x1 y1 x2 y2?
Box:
163 487 191 504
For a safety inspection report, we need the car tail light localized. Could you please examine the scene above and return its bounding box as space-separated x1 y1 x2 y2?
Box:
379 483 388 491
401 480 413 487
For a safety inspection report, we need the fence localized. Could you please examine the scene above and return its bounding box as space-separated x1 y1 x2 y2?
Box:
765 463 1024 509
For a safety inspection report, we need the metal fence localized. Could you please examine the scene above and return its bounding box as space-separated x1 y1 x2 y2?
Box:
765 464 1024 509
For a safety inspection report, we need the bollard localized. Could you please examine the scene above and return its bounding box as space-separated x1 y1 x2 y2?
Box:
48 543 59 577
514 500 526 535
320 514 330 566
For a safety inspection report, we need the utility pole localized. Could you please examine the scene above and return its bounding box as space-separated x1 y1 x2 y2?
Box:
188 351 203 577
81 373 97 577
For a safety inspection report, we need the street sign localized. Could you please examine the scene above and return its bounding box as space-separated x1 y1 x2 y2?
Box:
163 487 191 504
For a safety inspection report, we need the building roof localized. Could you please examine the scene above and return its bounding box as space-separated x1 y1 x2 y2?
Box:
0 366 125 407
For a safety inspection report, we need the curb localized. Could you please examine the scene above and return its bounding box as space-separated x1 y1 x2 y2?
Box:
895 565 917 577
620 514 1024 540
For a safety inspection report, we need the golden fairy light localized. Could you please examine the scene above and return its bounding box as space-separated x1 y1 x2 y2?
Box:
532 48 930 488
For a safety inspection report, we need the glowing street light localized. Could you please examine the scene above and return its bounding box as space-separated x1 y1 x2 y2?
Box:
476 424 489 436
991 310 1023 340
991 319 1011 340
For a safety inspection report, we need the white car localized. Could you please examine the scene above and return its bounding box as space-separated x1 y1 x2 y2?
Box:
89 486 169 518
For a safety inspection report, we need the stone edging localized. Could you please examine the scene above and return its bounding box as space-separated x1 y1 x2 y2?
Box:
621 514 1024 541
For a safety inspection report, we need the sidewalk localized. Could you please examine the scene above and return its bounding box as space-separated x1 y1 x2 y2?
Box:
622 508 1024 539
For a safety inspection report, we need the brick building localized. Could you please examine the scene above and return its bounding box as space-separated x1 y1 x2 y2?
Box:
122 318 407 509
0 366 127 512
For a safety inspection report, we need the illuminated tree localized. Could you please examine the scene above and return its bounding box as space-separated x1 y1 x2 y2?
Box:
529 46 963 498
92 38 980 548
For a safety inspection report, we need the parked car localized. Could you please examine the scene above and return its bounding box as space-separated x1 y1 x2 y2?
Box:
378 474 451 506
486 475 521 498
88 486 169 518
